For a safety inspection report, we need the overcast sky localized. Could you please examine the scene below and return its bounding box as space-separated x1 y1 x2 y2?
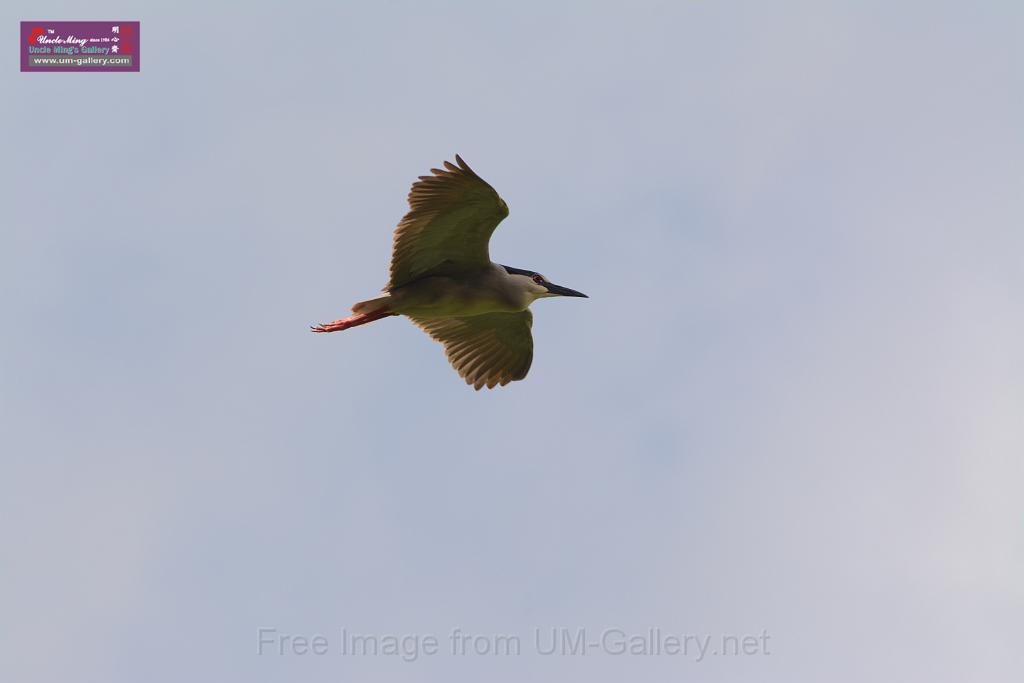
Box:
3 1 1022 681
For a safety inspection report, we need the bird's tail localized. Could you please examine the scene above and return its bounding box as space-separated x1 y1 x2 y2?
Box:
351 295 392 314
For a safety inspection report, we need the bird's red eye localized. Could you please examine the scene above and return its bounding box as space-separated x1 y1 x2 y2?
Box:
532 274 544 284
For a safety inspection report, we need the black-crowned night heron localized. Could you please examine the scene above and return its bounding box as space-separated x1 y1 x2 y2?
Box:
312 155 587 390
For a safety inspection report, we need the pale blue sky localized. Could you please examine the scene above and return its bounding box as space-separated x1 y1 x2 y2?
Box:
3 2 1022 681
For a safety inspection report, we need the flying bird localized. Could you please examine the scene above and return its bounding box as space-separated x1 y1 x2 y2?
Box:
312 155 587 390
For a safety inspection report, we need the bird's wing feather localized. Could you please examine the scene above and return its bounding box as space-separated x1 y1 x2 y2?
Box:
387 155 509 290
411 311 533 390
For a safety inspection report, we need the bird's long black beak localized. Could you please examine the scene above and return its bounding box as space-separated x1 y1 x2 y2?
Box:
545 282 588 298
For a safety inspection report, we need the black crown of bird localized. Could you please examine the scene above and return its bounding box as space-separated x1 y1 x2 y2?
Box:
312 155 586 390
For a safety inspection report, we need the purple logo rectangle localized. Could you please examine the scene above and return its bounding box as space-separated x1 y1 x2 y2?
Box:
21 21 140 72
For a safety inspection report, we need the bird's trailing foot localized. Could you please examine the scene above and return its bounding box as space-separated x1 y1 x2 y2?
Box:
310 308 395 333
310 317 356 333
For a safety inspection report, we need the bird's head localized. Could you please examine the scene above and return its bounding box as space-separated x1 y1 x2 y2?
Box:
502 265 588 302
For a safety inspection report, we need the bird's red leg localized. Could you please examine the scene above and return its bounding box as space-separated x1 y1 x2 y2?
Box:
310 307 395 333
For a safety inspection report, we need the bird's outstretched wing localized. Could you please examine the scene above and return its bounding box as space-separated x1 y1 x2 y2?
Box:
411 311 534 390
387 155 509 290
